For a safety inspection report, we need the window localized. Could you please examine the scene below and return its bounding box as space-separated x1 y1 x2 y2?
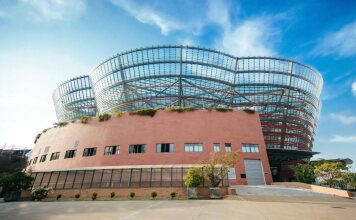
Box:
156 143 174 153
50 152 60 161
225 143 232 152
64 150 76 159
129 144 146 154
104 146 120 155
213 143 220 152
39 154 47 163
184 143 203 152
28 159 32 166
83 147 97 157
242 144 260 153
33 157 38 164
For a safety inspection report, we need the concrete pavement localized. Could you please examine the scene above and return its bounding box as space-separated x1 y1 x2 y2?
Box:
0 197 355 220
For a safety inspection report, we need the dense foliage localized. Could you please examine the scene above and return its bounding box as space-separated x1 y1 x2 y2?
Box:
165 106 196 113
80 115 90 124
0 171 34 192
114 110 123 117
314 162 348 187
31 187 52 201
202 152 239 187
184 167 204 187
293 163 316 184
129 108 158 117
97 113 111 122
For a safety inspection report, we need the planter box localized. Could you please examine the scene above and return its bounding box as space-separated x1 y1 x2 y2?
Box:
209 187 222 199
3 191 21 202
187 187 198 199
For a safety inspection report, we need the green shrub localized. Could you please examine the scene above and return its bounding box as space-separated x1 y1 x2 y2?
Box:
130 192 135 199
129 108 158 117
53 122 69 127
0 172 34 193
170 192 176 199
184 167 204 187
42 128 50 133
80 115 90 124
56 194 62 200
75 194 80 200
97 113 111 122
243 108 255 114
166 106 196 113
110 192 115 199
151 191 157 199
31 187 52 201
114 111 123 118
214 107 233 112
34 133 42 144
92 192 98 200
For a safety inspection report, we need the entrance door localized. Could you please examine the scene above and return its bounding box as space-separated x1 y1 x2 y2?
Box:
244 159 265 185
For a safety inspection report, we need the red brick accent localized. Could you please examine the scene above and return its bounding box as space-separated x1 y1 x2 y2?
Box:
28 110 272 185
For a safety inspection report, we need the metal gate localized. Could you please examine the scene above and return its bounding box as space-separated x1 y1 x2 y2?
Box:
244 159 265 185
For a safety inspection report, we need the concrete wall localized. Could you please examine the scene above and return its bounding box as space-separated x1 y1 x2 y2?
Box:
28 110 272 185
272 182 353 198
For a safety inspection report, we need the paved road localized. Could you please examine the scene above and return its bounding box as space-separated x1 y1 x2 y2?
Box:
1 198 355 220
231 185 330 196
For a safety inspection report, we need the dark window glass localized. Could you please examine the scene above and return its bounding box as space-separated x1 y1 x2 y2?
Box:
83 147 97 157
156 143 174 153
39 154 47 163
33 157 38 164
104 146 120 155
129 144 146 154
50 152 60 161
64 150 76 159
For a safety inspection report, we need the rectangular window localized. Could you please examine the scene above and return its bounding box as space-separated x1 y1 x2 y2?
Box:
213 143 220 152
156 143 174 153
28 159 32 166
242 144 260 153
83 147 97 157
33 157 38 164
64 150 76 159
225 143 232 152
104 146 120 155
129 144 146 154
39 154 47 163
50 152 60 161
184 143 203 152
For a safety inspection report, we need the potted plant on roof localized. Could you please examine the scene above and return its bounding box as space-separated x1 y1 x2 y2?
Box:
184 167 204 199
0 171 34 202
202 152 238 199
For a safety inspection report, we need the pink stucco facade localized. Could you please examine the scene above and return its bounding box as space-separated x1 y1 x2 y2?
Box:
28 110 272 185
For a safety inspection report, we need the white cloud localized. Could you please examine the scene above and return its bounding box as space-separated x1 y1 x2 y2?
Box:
330 113 356 125
111 0 278 56
218 18 277 56
352 81 356 96
111 0 183 35
20 0 86 21
330 135 356 143
314 20 356 57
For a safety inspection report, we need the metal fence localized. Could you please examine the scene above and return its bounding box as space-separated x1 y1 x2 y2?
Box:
31 167 229 189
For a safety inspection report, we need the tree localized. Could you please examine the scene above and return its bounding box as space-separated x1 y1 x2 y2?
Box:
314 162 348 187
202 152 238 187
293 163 316 184
184 167 204 187
341 172 356 189
0 171 34 193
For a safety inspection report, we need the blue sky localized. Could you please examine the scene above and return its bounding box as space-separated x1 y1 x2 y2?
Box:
0 0 355 169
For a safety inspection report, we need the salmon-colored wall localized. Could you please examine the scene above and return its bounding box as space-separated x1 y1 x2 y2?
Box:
28 110 272 185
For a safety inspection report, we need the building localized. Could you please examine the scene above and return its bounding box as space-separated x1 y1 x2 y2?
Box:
0 145 31 173
29 45 322 186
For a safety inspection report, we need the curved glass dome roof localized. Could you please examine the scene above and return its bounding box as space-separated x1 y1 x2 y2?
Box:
53 75 97 122
54 46 323 152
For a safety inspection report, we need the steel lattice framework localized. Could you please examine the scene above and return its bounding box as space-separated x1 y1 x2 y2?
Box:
54 46 323 153
53 75 97 122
